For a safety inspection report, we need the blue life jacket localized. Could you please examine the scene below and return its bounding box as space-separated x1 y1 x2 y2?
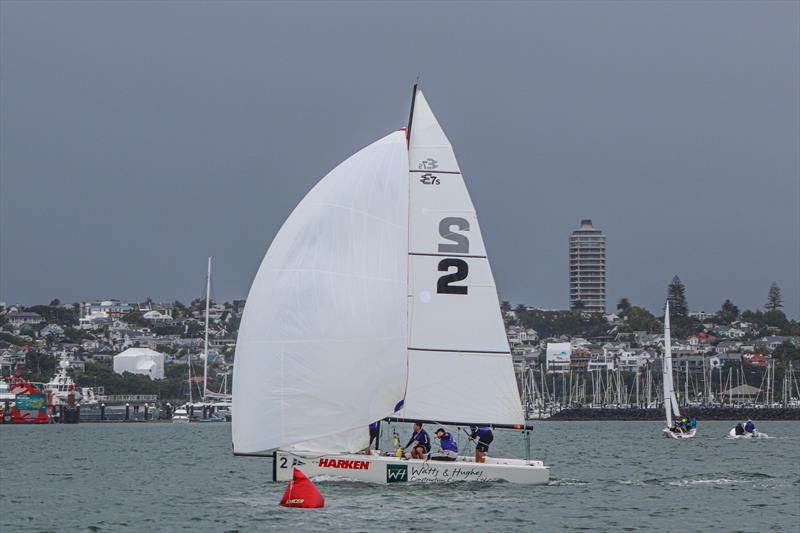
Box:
369 421 379 431
470 426 491 440
744 421 755 432
689 418 697 429
406 429 431 452
439 432 458 453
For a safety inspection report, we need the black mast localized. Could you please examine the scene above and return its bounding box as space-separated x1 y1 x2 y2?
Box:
406 82 418 143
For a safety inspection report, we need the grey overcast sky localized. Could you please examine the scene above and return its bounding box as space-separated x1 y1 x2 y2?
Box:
1 1 798 317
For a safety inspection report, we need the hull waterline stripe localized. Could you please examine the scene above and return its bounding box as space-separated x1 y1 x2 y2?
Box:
408 347 510 355
409 252 488 259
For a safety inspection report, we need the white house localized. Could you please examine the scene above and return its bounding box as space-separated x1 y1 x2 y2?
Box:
113 347 165 379
7 312 43 327
142 310 171 322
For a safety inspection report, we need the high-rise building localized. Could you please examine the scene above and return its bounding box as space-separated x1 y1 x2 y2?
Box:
569 219 606 313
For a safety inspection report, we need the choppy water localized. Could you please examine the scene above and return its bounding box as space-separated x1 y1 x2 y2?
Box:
1 420 798 532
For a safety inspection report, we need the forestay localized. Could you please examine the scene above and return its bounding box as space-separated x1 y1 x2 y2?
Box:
400 90 525 426
232 131 409 455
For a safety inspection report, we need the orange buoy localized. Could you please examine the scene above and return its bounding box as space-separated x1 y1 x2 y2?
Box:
279 468 324 508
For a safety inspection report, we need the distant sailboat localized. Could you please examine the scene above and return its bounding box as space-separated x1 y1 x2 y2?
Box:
662 302 696 439
232 86 549 484
174 257 230 423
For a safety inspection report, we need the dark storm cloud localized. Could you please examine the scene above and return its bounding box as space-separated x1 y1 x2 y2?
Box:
1 1 798 317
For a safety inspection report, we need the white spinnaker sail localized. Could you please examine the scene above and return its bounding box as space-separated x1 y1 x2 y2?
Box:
662 302 681 426
232 131 409 455
400 90 524 425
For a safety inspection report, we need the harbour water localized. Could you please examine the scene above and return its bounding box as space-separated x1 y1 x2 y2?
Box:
1 420 798 532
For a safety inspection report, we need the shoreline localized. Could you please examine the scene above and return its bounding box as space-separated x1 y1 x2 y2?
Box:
543 407 800 421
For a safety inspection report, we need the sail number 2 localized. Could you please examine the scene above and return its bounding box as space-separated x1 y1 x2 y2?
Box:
436 217 469 295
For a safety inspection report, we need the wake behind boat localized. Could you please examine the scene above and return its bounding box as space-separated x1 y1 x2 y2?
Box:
232 86 549 484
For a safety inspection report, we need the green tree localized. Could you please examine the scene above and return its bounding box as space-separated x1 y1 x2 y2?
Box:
617 298 631 316
666 276 688 317
122 311 148 327
184 321 203 337
24 350 56 377
773 341 800 365
766 282 783 311
172 300 189 319
24 305 78 326
624 306 662 333
717 299 739 324
49 298 61 307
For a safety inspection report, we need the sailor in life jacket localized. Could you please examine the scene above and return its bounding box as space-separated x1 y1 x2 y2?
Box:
404 422 431 459
431 428 458 461
469 426 494 463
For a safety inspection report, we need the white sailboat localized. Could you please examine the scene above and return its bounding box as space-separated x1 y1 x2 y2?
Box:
232 86 549 484
662 302 696 439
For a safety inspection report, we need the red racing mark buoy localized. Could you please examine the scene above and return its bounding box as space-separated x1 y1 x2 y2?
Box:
279 468 324 508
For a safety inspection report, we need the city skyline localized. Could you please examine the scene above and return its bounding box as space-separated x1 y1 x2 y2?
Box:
1 2 798 317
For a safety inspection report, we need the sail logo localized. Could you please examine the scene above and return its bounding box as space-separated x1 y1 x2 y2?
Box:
292 458 305 467
419 173 440 185
386 464 408 483
418 158 439 170
318 458 370 470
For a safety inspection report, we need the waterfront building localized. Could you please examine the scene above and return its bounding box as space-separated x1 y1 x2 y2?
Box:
569 219 606 313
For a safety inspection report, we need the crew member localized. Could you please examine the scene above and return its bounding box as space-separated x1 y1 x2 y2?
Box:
363 421 380 454
405 422 431 459
734 422 745 435
744 419 755 434
469 425 494 463
431 428 458 461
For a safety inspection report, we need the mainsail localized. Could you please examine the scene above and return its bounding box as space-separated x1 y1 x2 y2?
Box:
232 132 409 455
662 302 681 427
399 89 524 425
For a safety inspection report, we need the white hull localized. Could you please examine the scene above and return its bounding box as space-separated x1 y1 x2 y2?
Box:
274 451 549 485
663 427 696 439
728 428 763 439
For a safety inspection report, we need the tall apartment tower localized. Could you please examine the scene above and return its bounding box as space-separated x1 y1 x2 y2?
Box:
569 219 606 313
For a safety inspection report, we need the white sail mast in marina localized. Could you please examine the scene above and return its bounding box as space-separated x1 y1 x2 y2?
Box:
232 86 548 483
203 256 211 401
